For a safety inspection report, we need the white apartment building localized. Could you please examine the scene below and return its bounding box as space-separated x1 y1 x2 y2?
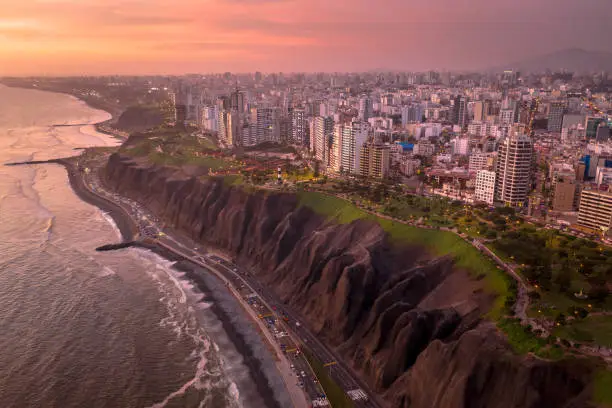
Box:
217 110 228 144
495 133 533 207
474 170 496 205
200 106 218 132
311 116 334 166
452 137 471 156
412 123 442 139
330 122 369 174
291 107 307 146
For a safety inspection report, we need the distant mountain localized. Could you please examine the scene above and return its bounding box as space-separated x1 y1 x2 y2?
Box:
492 48 612 73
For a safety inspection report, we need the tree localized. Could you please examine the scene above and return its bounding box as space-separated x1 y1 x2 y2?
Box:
592 264 612 283
372 183 384 203
588 285 610 303
554 267 572 293
555 313 567 326
313 161 320 178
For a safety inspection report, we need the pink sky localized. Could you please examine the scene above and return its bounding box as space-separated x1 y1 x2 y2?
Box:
0 0 611 75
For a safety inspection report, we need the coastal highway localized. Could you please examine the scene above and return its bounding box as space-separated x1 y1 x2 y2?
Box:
153 236 379 408
205 255 380 408
81 162 381 408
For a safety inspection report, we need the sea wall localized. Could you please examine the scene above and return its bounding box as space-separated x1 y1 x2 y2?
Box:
104 152 595 408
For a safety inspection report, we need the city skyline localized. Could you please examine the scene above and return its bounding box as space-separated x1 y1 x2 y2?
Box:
1 0 612 76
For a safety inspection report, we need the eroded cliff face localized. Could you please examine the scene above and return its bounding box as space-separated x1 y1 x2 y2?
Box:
104 153 595 408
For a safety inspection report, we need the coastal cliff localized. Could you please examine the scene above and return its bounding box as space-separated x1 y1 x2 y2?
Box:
104 152 596 408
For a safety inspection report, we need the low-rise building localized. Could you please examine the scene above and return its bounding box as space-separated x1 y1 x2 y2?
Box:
469 152 495 173
413 141 435 157
596 167 612 186
451 136 471 156
474 170 496 205
552 176 577 212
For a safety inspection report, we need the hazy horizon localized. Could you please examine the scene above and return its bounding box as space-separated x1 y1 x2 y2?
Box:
1 0 612 76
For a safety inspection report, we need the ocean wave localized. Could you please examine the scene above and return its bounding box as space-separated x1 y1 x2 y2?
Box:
43 216 55 234
39 215 56 245
131 248 241 408
98 211 122 240
97 266 116 277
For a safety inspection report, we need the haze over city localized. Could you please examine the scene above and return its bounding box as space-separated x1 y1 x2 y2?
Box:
1 0 612 75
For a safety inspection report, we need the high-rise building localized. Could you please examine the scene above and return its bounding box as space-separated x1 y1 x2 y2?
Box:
242 123 258 147
474 170 496 205
596 123 610 142
279 116 292 144
216 96 230 111
230 90 245 114
175 104 187 125
585 116 606 140
381 94 394 106
495 133 534 207
358 95 373 122
500 98 520 124
256 106 281 143
226 110 242 147
217 110 229 145
200 106 218 132
401 104 424 126
452 96 468 128
311 116 334 166
168 91 178 122
359 144 390 179
578 188 612 231
473 101 485 122
291 107 307 146
547 102 566 132
330 122 369 174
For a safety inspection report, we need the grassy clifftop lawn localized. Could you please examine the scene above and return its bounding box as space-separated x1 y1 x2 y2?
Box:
297 191 511 321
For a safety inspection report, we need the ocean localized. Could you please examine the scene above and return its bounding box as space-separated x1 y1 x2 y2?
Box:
0 85 288 408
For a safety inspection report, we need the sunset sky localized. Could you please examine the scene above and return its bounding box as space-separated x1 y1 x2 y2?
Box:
0 0 611 75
